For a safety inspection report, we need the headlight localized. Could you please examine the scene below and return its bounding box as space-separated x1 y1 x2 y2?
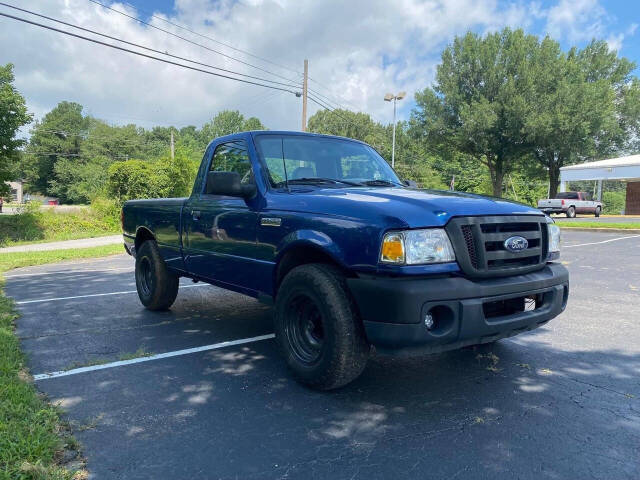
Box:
547 222 561 258
380 229 455 265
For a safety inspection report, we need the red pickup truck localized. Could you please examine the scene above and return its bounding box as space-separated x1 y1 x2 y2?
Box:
537 192 602 218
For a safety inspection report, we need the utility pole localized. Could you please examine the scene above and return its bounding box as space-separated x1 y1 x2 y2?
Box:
301 59 308 132
170 131 175 160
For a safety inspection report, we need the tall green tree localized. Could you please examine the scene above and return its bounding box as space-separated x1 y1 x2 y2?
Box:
525 39 640 197
411 28 540 196
0 63 32 196
199 110 265 144
22 101 87 194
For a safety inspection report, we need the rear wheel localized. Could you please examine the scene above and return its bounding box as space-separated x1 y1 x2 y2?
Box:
274 264 370 390
135 240 179 311
595 206 601 217
566 206 576 218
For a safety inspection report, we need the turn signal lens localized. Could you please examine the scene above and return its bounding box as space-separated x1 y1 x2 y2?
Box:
380 233 405 263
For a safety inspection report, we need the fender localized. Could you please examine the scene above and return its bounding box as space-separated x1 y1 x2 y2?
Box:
275 229 346 268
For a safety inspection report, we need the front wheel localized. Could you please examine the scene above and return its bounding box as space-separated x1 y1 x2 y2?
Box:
566 206 576 218
135 240 179 311
274 264 370 390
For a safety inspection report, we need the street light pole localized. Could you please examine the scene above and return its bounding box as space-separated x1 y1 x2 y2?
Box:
391 97 397 168
384 91 406 169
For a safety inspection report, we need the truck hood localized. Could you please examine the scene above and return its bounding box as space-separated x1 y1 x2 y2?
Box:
268 187 543 228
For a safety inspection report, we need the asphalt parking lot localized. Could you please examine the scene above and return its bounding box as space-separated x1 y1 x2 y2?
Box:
6 230 640 480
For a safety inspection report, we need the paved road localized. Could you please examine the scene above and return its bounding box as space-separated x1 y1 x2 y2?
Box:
6 231 640 479
0 235 122 253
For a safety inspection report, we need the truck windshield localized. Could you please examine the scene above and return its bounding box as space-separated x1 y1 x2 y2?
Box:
254 135 402 188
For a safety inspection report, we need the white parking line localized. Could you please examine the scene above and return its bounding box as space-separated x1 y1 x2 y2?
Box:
4 266 133 278
15 283 208 305
564 234 640 248
33 333 275 381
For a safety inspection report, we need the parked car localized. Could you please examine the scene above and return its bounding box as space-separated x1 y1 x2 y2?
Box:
537 191 602 217
122 131 569 389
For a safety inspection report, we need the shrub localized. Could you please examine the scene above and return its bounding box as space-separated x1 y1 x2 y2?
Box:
90 197 121 230
106 152 197 203
602 190 626 215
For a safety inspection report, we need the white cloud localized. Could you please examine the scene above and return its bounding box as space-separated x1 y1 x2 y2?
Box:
545 0 607 43
606 23 638 52
0 0 626 137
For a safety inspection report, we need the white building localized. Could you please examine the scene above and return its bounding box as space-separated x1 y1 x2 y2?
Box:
560 154 640 214
5 180 24 203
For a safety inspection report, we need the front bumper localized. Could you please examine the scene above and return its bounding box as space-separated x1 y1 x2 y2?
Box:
347 263 569 355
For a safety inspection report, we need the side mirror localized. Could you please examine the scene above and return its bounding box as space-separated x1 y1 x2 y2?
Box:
403 179 418 188
205 171 256 199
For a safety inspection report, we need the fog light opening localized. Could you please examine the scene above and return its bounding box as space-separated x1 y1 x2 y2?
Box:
424 305 455 336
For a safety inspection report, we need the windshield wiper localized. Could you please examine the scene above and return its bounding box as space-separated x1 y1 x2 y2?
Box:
283 177 361 186
359 179 402 187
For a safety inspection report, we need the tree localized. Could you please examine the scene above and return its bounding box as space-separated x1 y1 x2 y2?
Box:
525 39 640 197
49 155 110 204
82 119 143 160
0 63 32 196
199 110 265 144
411 29 540 196
22 101 87 194
308 109 386 146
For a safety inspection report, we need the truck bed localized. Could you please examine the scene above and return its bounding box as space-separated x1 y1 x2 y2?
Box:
122 198 186 270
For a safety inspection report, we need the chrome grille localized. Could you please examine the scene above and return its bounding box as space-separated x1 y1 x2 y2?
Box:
446 216 549 278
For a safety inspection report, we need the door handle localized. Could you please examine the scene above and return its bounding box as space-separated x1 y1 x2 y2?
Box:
192 210 201 221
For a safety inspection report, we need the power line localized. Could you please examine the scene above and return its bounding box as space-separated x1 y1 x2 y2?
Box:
0 3 300 90
0 12 301 95
85 0 302 86
308 78 369 114
120 0 303 77
307 80 387 126
306 93 363 131
21 152 130 159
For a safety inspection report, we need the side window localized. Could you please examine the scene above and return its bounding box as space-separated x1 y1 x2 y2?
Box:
210 141 254 185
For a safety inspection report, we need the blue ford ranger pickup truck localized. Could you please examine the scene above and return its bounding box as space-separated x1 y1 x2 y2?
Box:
122 131 568 389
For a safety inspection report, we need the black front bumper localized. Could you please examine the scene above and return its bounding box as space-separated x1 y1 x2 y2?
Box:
347 263 569 355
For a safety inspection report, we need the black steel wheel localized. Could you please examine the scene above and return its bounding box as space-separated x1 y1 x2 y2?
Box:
284 294 325 365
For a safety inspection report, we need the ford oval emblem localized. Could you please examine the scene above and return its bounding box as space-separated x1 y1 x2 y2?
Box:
504 236 528 252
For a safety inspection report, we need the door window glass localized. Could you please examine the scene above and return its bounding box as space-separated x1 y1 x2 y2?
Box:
210 141 254 185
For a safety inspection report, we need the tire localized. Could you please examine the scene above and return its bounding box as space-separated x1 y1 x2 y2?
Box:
274 264 370 390
566 206 576 218
135 240 179 311
595 206 601 217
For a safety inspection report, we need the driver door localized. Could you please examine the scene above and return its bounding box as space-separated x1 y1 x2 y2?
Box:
184 140 259 291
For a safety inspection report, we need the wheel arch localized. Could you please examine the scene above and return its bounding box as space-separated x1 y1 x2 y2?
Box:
134 226 156 251
274 238 352 295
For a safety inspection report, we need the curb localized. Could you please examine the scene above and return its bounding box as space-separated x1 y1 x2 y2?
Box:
557 227 640 234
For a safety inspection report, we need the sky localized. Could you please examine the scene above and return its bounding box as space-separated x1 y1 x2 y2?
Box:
1 0 639 135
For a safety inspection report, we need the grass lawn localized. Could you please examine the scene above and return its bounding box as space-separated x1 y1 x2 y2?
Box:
0 244 125 479
0 244 124 273
0 208 119 247
555 221 640 229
